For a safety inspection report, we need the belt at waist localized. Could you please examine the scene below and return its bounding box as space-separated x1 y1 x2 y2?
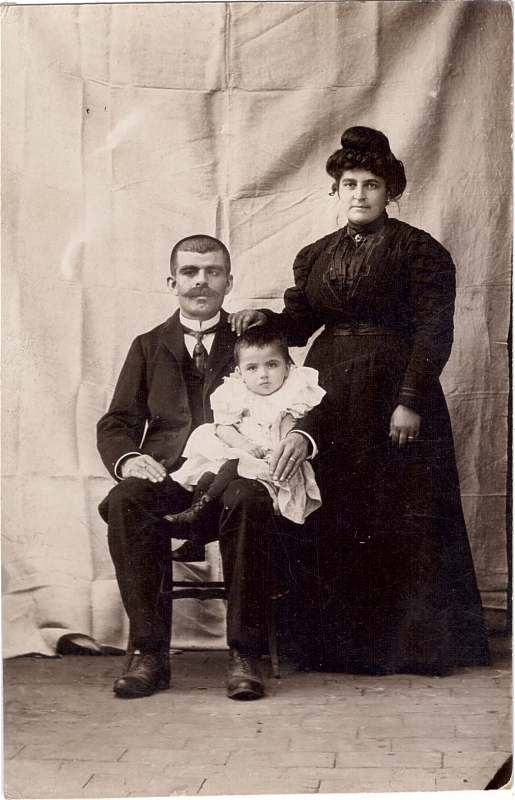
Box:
327 322 396 336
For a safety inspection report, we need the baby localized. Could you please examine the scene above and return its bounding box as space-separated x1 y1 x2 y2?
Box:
167 329 325 558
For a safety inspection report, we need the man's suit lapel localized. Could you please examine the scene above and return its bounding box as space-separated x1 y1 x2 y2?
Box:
204 310 235 398
162 310 187 365
161 308 235 393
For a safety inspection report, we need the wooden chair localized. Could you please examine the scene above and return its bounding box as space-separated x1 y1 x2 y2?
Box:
124 545 280 678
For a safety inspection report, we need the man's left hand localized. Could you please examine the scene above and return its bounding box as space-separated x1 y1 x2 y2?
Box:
270 432 309 482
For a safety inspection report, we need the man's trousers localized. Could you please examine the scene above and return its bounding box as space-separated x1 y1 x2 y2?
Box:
99 475 288 654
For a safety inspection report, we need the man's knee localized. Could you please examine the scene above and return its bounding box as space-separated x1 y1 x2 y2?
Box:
221 479 272 514
100 478 149 513
99 477 184 523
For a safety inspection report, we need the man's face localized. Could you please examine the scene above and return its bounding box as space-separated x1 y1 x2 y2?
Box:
168 250 233 320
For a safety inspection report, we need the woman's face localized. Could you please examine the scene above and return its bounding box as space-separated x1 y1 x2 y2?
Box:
338 170 388 226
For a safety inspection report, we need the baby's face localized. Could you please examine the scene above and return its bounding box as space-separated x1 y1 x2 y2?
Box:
236 344 289 396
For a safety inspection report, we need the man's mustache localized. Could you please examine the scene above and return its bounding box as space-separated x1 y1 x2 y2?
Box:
185 287 217 297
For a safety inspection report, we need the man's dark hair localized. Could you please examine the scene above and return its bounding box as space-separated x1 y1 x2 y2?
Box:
234 328 291 365
170 235 231 276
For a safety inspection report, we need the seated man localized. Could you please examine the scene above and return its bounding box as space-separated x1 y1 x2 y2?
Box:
97 234 312 701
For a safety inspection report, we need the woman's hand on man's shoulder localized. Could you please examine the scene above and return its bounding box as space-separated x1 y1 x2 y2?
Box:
229 309 267 336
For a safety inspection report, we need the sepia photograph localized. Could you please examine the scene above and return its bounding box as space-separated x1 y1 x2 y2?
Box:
2 0 512 797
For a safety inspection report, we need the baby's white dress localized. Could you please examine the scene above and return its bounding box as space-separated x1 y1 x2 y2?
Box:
170 366 325 524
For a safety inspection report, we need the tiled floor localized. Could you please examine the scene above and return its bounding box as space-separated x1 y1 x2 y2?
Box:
3 637 512 797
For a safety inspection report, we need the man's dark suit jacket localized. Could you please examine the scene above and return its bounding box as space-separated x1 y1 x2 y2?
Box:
97 308 237 481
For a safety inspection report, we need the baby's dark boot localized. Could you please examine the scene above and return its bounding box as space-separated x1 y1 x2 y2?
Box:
165 493 213 526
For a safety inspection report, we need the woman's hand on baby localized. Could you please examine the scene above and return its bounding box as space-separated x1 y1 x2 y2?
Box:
270 432 309 482
120 454 167 482
389 404 421 447
229 309 267 336
241 441 267 458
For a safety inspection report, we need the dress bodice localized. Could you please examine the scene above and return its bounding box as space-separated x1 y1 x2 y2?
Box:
210 365 325 433
266 216 456 415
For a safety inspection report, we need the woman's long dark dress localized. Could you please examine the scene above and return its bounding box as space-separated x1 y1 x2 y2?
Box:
272 213 490 675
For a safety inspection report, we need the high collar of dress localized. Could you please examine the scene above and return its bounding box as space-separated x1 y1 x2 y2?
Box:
345 211 388 239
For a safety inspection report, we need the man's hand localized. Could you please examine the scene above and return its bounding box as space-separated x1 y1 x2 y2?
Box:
120 454 167 482
270 432 309 482
228 309 267 336
389 404 421 447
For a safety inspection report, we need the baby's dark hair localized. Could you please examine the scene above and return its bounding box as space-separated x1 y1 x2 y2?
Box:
326 126 406 200
234 328 292 365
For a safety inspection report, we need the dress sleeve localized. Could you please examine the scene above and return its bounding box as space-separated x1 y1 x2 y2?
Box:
397 230 456 414
282 366 326 419
210 375 246 427
260 239 327 347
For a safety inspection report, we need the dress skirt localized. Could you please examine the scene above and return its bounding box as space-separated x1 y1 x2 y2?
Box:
298 329 491 675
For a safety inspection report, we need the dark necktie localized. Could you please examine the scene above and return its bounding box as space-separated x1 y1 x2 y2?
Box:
182 324 218 375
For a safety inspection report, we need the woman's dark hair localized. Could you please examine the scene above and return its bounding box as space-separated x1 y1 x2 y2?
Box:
234 329 291 366
326 126 406 200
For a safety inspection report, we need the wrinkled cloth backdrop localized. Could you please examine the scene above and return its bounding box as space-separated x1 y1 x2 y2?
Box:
2 1 511 657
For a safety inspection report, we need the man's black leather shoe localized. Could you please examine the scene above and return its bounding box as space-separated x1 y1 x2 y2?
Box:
226 649 265 700
171 541 206 562
113 652 170 698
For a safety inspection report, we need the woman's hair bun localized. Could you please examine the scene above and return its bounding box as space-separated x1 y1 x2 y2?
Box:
326 125 407 200
340 126 391 157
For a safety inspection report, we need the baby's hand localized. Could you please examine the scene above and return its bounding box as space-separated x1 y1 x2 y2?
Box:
241 441 267 458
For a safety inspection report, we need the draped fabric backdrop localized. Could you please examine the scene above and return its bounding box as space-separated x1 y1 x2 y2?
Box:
2 1 511 658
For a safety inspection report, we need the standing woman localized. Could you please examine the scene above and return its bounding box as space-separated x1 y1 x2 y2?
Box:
231 126 490 675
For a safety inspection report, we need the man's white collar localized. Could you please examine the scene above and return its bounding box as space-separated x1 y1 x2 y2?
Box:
179 311 221 331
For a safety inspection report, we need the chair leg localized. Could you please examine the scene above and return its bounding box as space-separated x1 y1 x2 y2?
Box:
266 599 280 679
124 622 135 672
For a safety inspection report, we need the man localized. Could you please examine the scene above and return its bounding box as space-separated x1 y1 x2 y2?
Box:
97 235 310 701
